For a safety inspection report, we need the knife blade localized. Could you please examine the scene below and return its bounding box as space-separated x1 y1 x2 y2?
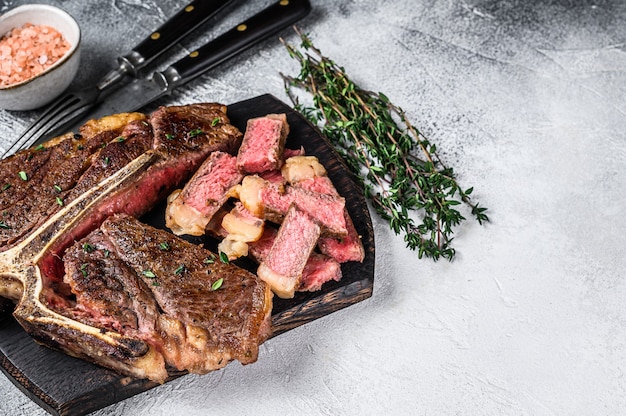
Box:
56 0 311 135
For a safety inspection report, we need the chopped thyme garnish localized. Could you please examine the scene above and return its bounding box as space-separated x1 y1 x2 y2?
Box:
0 220 11 229
142 270 156 278
211 277 224 291
211 117 220 126
115 136 125 142
1 184 11 191
80 263 88 277
165 133 175 140
82 243 95 253
219 252 229 264
34 144 45 151
204 254 216 264
54 185 62 193
55 197 64 206
174 264 186 275
159 241 171 251
18 171 28 181
188 128 203 138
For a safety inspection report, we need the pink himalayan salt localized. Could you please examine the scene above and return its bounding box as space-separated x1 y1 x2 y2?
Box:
0 23 71 87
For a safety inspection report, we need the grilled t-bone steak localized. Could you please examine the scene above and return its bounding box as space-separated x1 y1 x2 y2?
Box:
0 103 272 381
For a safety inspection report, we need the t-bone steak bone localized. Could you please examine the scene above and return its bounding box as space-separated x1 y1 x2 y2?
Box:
0 103 248 381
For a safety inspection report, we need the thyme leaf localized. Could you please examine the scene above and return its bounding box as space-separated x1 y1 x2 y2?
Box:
142 270 156 279
174 264 186 275
211 277 224 291
188 128 204 138
280 29 489 261
82 243 95 253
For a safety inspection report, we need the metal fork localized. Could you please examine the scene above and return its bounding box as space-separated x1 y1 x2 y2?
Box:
1 69 126 157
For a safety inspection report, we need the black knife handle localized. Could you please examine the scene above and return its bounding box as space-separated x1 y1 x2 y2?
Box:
169 0 311 86
122 0 235 74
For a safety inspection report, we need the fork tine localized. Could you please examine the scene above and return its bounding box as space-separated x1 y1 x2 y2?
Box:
2 94 78 158
2 94 87 158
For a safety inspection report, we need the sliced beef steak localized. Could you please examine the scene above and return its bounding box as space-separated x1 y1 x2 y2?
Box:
237 113 289 174
63 214 272 381
249 226 341 293
257 204 321 298
165 151 243 236
260 182 348 237
295 176 365 263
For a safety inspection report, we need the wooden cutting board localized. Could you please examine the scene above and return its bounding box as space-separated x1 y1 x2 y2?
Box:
0 94 375 416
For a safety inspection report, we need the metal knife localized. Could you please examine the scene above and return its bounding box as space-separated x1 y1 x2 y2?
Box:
48 0 311 138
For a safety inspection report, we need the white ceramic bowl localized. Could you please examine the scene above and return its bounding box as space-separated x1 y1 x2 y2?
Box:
0 4 81 111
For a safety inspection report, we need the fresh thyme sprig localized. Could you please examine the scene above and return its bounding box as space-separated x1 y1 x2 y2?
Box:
280 28 489 261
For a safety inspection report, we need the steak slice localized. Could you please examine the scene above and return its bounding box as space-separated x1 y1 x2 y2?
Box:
165 151 243 236
295 176 365 263
257 204 321 298
64 214 272 381
237 113 289 174
249 226 342 292
259 182 348 237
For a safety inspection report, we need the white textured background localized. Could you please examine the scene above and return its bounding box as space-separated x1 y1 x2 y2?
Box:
1 0 626 415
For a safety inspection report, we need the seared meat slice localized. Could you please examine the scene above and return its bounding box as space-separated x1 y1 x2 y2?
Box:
249 227 342 292
63 214 272 381
295 176 364 263
237 113 289 173
260 181 348 237
165 151 243 236
257 204 321 298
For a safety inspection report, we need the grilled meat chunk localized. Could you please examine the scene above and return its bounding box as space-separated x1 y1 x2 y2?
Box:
237 113 289 173
165 151 243 236
64 214 272 381
257 204 321 298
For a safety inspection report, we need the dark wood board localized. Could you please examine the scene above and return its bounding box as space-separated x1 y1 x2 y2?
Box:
0 94 375 416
